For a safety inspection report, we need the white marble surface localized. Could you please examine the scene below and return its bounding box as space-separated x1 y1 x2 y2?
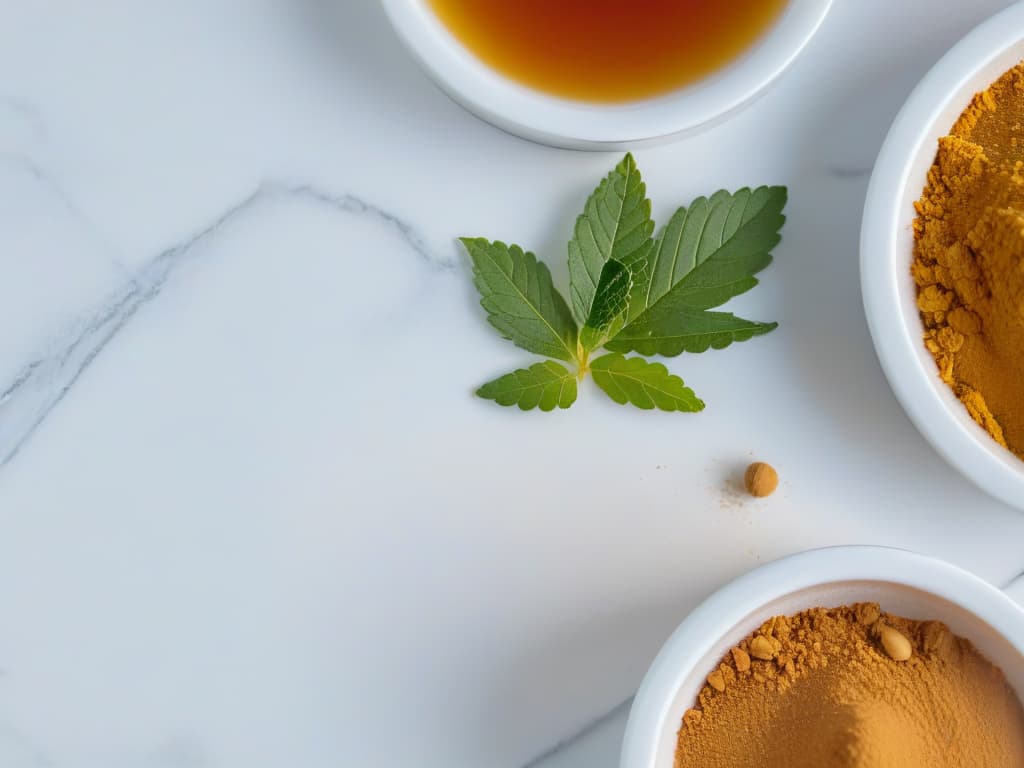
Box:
2 2 1024 767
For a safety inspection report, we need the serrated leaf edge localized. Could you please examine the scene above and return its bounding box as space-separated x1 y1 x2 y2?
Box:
461 237 579 363
590 353 705 412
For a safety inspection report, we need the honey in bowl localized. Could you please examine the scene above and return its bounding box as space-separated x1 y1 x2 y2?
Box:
428 0 789 104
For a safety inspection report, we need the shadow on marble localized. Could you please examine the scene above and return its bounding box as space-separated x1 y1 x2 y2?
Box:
466 584 711 768
289 0 514 151
292 1 432 101
772 37 1018 511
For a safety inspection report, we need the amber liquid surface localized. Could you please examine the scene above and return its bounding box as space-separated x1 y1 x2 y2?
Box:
429 0 789 103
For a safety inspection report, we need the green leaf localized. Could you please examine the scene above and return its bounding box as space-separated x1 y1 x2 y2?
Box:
590 354 704 412
477 361 578 411
462 238 578 362
580 259 632 351
609 186 785 356
568 153 654 324
609 310 778 356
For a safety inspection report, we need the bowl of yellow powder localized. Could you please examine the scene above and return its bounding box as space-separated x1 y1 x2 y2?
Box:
620 546 1024 768
861 4 1024 510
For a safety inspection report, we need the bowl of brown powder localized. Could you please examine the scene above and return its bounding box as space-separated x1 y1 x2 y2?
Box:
620 546 1024 768
861 3 1024 509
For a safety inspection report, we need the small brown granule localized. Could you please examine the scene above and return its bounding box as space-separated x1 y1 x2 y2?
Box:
743 462 778 498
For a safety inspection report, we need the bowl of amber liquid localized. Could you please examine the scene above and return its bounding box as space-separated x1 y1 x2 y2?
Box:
381 0 833 149
620 547 1024 767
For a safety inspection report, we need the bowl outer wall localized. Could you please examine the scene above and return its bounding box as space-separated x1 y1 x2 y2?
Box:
860 2 1024 510
620 546 1024 768
380 0 833 149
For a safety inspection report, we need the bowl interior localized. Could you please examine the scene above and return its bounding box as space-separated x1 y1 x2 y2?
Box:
652 579 1024 766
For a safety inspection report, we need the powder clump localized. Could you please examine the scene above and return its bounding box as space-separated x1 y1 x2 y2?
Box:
674 604 1024 768
913 63 1024 458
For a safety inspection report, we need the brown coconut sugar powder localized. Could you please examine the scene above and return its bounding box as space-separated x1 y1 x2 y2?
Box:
674 604 1024 768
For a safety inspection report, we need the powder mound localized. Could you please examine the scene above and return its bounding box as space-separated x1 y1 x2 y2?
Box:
913 62 1024 458
674 604 1024 768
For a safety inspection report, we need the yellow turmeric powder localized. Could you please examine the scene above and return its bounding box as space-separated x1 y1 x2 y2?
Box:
913 63 1024 459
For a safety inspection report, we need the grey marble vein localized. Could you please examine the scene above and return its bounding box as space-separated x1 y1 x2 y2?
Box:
0 362 40 404
2 94 131 273
523 696 632 768
0 154 130 271
0 92 48 141
289 184 455 270
827 165 872 179
0 721 53 767
6 156 77 215
1003 570 1024 598
0 181 450 470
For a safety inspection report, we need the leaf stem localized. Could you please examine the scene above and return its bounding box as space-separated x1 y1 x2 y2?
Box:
576 342 590 380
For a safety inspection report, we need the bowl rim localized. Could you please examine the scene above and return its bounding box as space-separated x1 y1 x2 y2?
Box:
619 545 1024 768
860 2 1024 511
380 0 833 149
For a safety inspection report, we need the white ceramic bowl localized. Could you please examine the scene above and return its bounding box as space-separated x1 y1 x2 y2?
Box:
381 0 833 149
861 4 1024 511
620 546 1024 768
